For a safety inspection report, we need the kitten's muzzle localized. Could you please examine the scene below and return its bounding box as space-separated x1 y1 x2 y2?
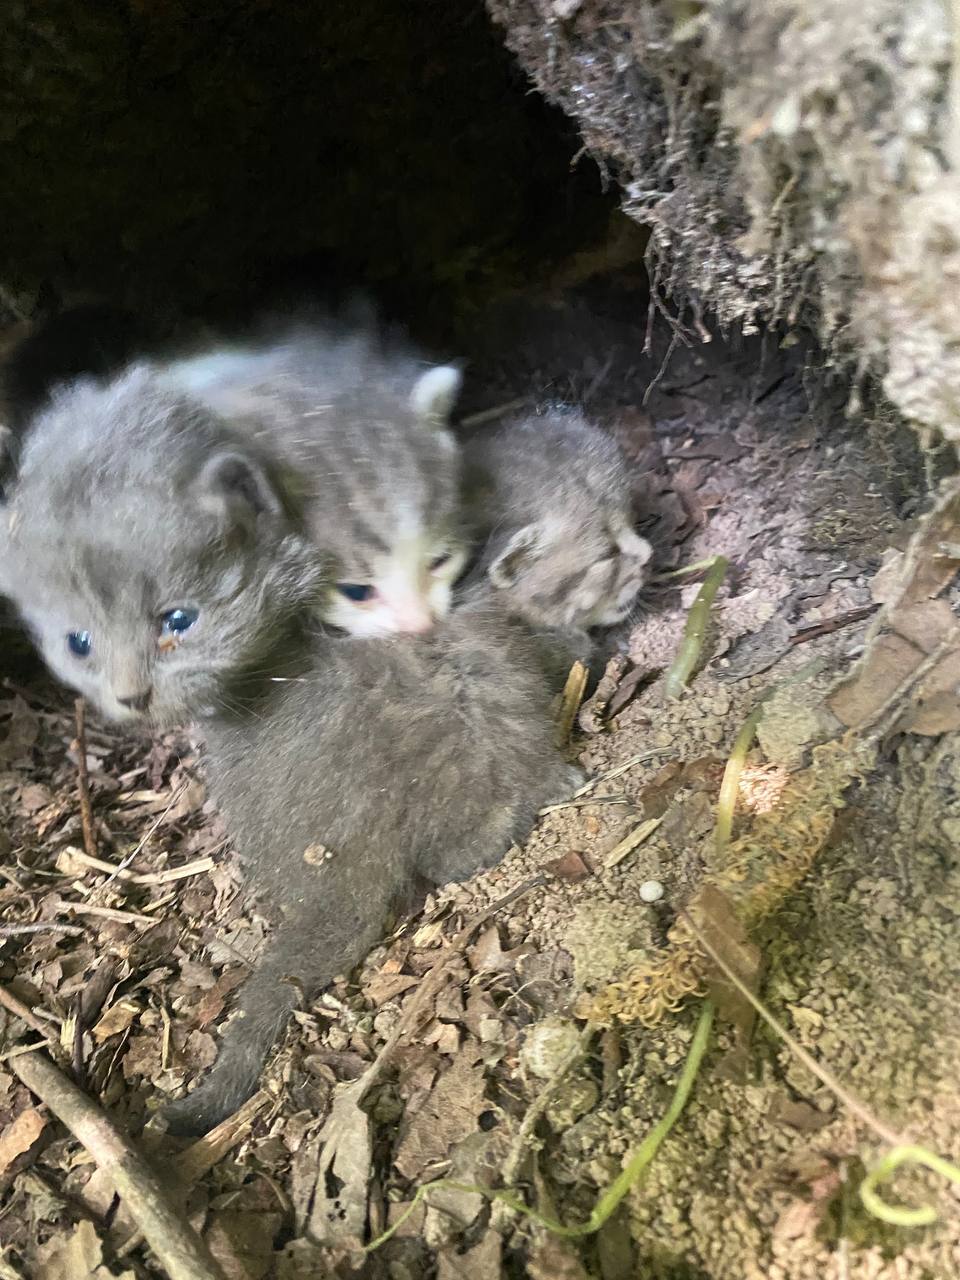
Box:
116 686 153 713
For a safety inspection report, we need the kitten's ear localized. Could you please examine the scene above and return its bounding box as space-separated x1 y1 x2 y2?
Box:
195 449 284 526
488 525 540 589
409 365 463 425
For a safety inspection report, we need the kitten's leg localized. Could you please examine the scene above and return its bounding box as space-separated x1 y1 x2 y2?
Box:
162 869 395 1135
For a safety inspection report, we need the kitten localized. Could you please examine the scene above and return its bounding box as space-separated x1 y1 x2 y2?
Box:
461 406 653 628
0 375 584 1133
159 322 467 636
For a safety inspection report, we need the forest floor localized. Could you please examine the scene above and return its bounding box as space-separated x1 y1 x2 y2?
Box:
1 282 959 1279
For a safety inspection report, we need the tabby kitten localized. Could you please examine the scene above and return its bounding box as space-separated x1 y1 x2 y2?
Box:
160 322 467 636
461 405 653 627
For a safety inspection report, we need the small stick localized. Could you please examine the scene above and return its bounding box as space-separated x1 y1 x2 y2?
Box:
116 1090 272 1260
0 921 85 938
101 781 189 889
457 397 531 430
605 815 663 868
74 697 98 859
11 1049 227 1280
0 981 55 1039
60 903 158 927
66 849 215 887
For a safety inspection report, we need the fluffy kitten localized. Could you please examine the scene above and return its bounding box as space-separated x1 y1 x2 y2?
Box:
160 323 467 636
461 406 653 628
0 375 583 1133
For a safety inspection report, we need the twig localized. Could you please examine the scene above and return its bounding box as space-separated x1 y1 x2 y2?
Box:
101 782 189 890
10 1049 227 1280
605 816 663 868
66 849 215 887
74 698 98 860
789 605 878 646
0 1038 55 1062
457 397 531 430
663 555 728 698
0 981 55 1039
500 1024 596 1191
60 903 158 927
117 1090 271 1260
0 921 85 938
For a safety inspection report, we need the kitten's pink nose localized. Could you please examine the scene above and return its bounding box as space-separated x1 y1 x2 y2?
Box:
389 600 435 634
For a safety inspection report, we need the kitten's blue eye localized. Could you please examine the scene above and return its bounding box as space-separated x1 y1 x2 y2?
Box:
429 553 452 572
161 607 199 635
336 583 376 603
67 631 92 658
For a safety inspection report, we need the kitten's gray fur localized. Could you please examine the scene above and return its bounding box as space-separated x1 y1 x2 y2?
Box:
461 407 653 628
0 374 583 1133
159 322 467 635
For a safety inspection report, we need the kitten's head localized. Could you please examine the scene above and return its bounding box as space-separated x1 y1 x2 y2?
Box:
317 365 467 637
486 511 652 629
0 368 325 726
166 334 468 638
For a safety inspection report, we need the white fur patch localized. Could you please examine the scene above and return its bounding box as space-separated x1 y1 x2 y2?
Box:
409 365 462 423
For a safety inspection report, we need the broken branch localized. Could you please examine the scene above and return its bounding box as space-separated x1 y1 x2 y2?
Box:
11 1048 227 1280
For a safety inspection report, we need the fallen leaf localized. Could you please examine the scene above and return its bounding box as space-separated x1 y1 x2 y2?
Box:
545 850 592 881
768 1094 833 1132
34 1219 136 1280
304 1085 373 1247
0 1106 46 1177
205 1210 283 1280
828 633 924 728
195 967 248 1028
394 1040 486 1180
687 884 760 1051
468 924 527 973
436 1227 502 1279
361 972 419 1005
91 999 140 1043
527 1234 592 1280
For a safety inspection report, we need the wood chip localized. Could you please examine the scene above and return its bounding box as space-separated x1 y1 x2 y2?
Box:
604 816 663 867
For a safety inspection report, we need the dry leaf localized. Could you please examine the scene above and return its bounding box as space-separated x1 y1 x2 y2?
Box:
91 999 140 1043
436 1228 502 1279
195 967 248 1028
306 1085 373 1246
688 884 760 1049
545 850 591 881
393 1040 486 1180
34 1219 136 1280
361 972 419 1005
0 1106 46 1177
205 1210 283 1280
828 633 924 728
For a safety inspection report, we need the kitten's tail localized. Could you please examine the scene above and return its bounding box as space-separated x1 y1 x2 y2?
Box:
162 898 383 1135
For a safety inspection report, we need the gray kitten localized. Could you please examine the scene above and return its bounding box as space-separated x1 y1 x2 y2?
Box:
461 407 653 628
0 375 583 1132
159 323 468 636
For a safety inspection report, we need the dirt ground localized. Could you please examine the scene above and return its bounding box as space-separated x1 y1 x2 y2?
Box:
1 285 959 1279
